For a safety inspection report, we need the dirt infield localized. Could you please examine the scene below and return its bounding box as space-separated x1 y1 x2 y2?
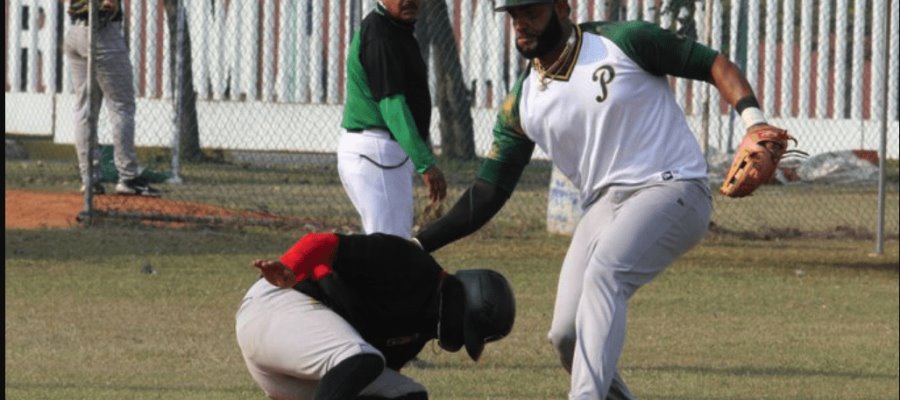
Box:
5 190 286 229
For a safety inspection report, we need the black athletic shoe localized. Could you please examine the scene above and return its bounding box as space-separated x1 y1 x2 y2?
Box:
115 177 162 197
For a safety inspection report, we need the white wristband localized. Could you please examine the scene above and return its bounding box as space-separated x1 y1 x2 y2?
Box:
740 107 767 128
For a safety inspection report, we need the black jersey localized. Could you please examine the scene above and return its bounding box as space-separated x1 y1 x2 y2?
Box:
294 233 443 369
341 5 436 173
343 7 431 138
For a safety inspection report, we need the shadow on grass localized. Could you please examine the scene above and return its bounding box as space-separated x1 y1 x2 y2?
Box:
4 382 255 394
629 363 898 380
829 261 900 272
413 360 563 371
4 227 293 260
640 396 791 400
709 223 899 241
791 259 900 273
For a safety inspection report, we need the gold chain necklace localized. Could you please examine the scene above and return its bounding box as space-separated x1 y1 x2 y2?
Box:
532 29 577 91
533 44 572 91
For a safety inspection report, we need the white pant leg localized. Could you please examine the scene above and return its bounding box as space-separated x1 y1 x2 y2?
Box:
94 22 139 181
562 180 711 399
337 130 415 239
235 279 382 400
548 192 616 373
64 25 102 184
65 23 139 184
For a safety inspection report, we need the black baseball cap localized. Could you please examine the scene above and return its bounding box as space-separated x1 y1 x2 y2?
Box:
494 0 555 11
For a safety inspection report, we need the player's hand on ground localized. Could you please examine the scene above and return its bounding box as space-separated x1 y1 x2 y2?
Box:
252 259 296 288
421 166 447 204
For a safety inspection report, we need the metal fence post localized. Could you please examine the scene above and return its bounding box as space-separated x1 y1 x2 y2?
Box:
170 0 185 184
875 0 892 255
81 0 101 225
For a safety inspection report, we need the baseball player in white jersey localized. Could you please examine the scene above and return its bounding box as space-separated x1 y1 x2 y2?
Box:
415 0 787 398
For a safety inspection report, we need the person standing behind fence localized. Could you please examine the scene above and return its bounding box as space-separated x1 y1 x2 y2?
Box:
338 0 446 239
64 0 160 196
415 0 790 398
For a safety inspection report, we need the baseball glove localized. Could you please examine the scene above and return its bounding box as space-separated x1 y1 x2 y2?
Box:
719 125 807 198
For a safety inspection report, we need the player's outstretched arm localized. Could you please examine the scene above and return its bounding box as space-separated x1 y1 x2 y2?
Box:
415 179 510 252
709 54 760 120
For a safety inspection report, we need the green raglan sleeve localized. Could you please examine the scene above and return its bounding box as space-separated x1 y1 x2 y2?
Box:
378 95 436 174
587 20 719 81
477 72 535 194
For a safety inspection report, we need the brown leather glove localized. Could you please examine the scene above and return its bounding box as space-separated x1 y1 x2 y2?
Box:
720 124 806 198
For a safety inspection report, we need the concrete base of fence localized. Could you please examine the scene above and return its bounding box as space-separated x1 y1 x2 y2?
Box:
6 139 28 160
546 167 583 235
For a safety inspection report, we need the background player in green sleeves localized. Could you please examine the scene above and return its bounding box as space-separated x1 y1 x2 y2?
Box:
338 0 446 239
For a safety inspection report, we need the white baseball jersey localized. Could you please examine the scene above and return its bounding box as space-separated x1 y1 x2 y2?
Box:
479 21 718 207
472 20 720 399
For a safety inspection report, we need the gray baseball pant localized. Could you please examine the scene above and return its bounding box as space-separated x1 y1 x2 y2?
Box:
236 278 427 399
547 179 712 399
64 21 139 184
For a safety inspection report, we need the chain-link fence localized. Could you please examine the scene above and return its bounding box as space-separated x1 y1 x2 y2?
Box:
5 0 899 239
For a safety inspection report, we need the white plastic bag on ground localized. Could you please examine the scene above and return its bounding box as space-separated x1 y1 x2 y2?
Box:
796 150 879 184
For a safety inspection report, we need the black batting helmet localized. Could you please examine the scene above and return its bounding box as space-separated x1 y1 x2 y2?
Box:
454 269 516 361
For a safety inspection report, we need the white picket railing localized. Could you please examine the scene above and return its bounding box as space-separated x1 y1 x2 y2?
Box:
5 0 899 157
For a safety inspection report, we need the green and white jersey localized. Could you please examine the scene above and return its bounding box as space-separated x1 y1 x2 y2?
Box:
341 5 434 173
480 21 719 206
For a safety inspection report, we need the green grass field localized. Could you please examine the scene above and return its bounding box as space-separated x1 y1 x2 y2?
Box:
4 226 898 399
